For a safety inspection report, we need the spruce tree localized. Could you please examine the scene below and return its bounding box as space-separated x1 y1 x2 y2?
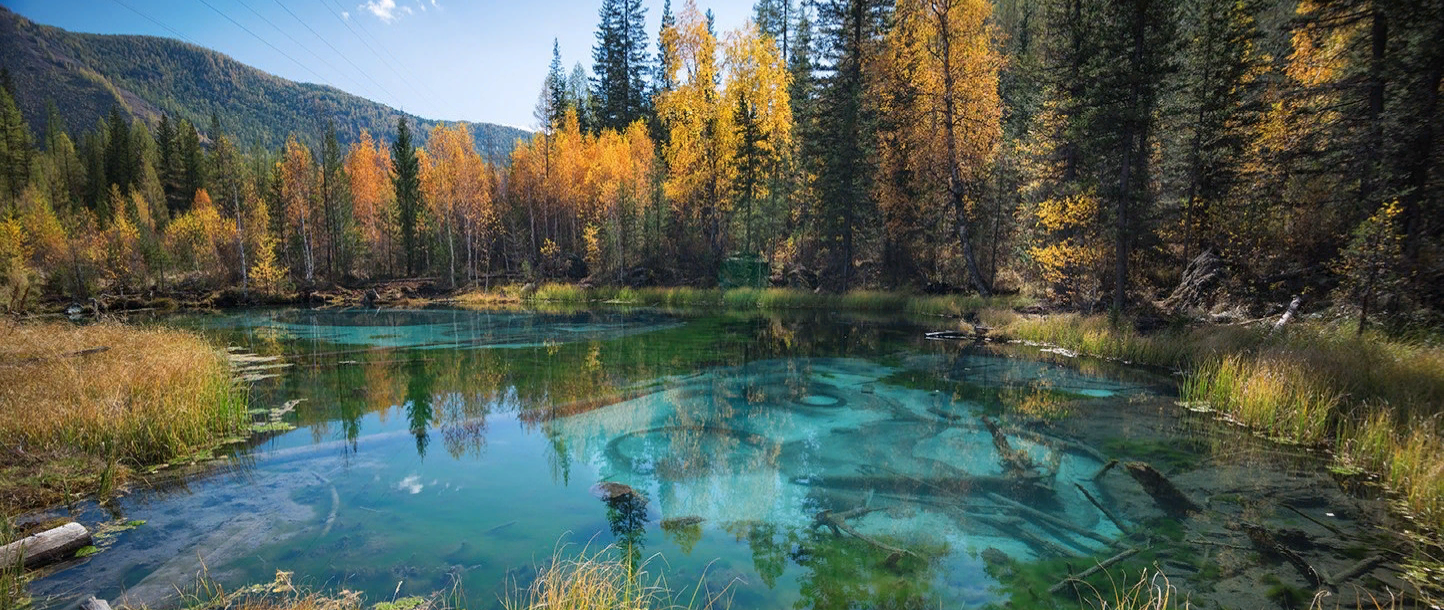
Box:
544 39 570 130
103 105 134 196
391 116 423 276
0 85 30 203
321 119 353 279
813 0 888 291
178 117 206 213
592 0 649 132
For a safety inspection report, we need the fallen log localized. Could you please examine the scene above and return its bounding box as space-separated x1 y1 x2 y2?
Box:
985 492 1114 546
1270 296 1302 335
1074 483 1131 535
0 522 92 569
320 484 340 537
1124 462 1201 518
1048 547 1141 595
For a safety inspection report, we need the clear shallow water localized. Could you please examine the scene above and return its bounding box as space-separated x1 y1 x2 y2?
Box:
28 308 1409 609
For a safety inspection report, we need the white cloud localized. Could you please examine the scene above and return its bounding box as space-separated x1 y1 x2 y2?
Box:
360 0 400 22
401 5 414 15
397 474 423 494
416 0 427 11
341 10 350 19
430 0 440 7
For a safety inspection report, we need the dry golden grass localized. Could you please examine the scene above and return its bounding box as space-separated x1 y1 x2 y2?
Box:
0 321 244 514
504 545 733 610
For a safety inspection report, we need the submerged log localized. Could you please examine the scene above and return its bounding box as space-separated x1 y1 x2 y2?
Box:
0 522 92 569
1329 554 1386 588
981 416 1038 477
795 473 1051 500
985 492 1114 546
1091 459 1119 481
1124 462 1201 518
1074 483 1132 535
812 507 916 567
976 515 1079 558
1242 522 1330 589
1048 547 1141 595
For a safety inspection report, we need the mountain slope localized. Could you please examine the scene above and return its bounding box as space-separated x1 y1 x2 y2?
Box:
0 6 528 157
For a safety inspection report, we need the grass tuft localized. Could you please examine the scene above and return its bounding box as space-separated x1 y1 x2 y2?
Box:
504 544 733 610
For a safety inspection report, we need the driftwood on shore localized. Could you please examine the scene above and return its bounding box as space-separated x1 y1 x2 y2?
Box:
0 522 92 569
1124 462 1201 518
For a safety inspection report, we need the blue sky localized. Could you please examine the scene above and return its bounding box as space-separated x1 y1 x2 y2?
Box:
0 0 755 129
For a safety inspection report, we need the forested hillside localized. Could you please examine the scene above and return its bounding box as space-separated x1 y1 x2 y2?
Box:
1 0 1441 334
0 6 527 157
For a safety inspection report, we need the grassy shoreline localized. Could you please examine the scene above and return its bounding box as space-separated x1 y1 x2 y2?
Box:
0 322 247 517
490 283 1035 317
1003 313 1444 538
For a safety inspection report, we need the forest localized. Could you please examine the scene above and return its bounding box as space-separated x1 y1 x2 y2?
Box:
0 0 1440 331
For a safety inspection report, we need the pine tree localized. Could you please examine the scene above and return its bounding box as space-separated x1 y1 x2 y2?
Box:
1094 0 1176 315
391 116 424 276
569 62 596 133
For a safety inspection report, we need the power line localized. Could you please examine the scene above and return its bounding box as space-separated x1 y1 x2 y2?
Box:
196 0 332 86
313 0 417 114
271 0 404 108
232 0 372 101
329 0 448 114
107 0 202 46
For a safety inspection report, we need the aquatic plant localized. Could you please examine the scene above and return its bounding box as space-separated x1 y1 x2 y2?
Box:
0 321 247 513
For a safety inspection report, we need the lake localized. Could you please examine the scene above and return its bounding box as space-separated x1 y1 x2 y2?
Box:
29 307 1414 609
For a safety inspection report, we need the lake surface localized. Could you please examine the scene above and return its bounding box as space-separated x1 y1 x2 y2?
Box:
29 307 1417 609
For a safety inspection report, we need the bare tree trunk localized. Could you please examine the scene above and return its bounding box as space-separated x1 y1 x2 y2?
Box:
934 0 992 297
233 185 248 294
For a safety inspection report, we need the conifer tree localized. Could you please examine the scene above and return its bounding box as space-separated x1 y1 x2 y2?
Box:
592 0 650 132
391 117 423 276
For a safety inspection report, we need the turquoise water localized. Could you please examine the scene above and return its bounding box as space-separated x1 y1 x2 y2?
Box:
28 308 1411 609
